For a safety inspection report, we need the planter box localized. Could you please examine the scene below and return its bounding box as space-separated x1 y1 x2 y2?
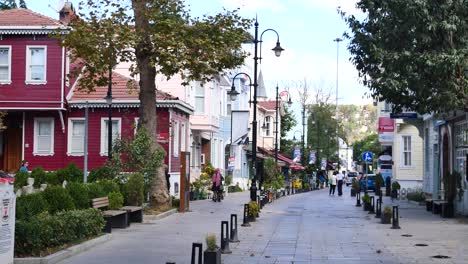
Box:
204 248 221 264
381 214 391 224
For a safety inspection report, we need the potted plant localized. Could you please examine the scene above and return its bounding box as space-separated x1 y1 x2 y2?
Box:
441 171 461 218
391 181 400 199
204 233 221 264
362 193 371 211
375 173 384 196
381 206 392 224
351 178 359 197
248 201 259 221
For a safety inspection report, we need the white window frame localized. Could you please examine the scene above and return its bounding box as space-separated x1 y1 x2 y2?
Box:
0 45 12 84
33 117 54 156
25 45 47 85
67 118 86 156
264 116 272 137
181 122 186 152
401 135 412 168
194 82 205 113
100 117 122 156
173 121 179 157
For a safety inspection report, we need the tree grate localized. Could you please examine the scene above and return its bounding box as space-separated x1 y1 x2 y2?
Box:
432 255 451 259
414 243 428 247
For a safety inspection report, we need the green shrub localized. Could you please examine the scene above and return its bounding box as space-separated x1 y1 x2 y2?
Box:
45 171 60 186
407 191 425 202
228 185 243 193
248 201 259 217
97 179 120 195
31 167 47 188
362 193 371 203
14 209 105 257
14 171 29 191
66 182 90 209
124 173 144 206
42 186 75 214
171 197 180 208
87 166 114 182
86 183 106 199
64 162 83 182
108 191 124 210
55 168 68 185
16 193 49 220
205 233 217 251
383 206 392 215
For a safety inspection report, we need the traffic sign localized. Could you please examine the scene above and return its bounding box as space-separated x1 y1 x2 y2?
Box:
362 151 373 163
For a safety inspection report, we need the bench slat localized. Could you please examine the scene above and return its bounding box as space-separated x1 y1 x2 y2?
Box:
103 210 127 217
92 197 109 209
121 206 143 212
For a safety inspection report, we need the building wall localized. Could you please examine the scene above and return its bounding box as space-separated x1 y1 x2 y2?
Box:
393 121 423 188
422 118 437 195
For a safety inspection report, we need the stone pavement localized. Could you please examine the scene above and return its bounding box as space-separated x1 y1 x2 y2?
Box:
57 188 468 264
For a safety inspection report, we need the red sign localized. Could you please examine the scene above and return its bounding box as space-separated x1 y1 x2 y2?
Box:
157 133 169 140
378 117 394 133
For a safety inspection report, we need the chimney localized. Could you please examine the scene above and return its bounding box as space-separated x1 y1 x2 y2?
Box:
59 2 76 25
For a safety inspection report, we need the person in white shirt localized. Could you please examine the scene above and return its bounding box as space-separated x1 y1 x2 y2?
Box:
336 170 345 196
329 172 337 195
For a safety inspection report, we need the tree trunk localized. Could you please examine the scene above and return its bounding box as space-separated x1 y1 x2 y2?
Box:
132 0 169 207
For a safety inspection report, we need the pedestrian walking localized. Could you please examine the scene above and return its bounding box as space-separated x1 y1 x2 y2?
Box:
329 171 337 195
211 168 222 202
336 170 344 196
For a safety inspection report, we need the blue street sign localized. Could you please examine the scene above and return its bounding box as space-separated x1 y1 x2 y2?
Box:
390 113 418 119
362 151 373 163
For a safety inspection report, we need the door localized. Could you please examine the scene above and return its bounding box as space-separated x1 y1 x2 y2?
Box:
3 127 22 173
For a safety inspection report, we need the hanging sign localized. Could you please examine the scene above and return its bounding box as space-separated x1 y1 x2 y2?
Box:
0 184 15 264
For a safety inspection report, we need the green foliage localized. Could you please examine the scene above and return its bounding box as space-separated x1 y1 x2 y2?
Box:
280 106 297 157
227 185 243 193
248 201 259 217
391 181 401 191
65 163 83 183
0 0 26 10
45 171 60 186
375 173 384 189
14 209 104 257
263 158 278 188
15 193 49 221
42 186 75 214
123 173 145 206
171 196 180 208
224 175 232 186
337 104 377 145
87 166 115 182
352 178 360 191
97 179 120 195
31 167 47 188
361 193 371 204
307 103 342 159
205 233 217 251
86 183 106 199
14 171 28 191
342 0 468 114
66 182 90 209
108 191 124 210
407 191 425 202
353 134 382 162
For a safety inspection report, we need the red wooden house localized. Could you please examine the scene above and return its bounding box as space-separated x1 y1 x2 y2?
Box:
0 8 192 194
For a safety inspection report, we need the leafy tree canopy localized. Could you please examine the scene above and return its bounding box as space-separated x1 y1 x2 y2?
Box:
352 133 382 162
0 0 26 9
343 0 468 114
279 106 297 157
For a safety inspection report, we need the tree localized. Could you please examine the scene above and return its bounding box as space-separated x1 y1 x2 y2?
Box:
62 0 251 208
279 106 297 158
342 0 468 114
0 0 26 9
352 133 382 162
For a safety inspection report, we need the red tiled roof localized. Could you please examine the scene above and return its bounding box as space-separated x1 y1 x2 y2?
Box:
0 8 62 27
70 71 178 101
258 101 276 111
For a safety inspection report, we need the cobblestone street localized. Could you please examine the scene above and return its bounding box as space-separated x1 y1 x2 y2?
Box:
58 188 468 264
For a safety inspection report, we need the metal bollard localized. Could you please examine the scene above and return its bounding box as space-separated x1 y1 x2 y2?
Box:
391 205 401 229
241 204 250 227
230 214 240 243
368 196 375 214
221 221 232 254
356 191 361 207
190 242 203 264
375 198 382 218
257 195 262 210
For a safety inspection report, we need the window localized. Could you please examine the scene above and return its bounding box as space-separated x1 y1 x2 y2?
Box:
26 46 47 84
173 121 179 157
100 118 121 156
0 46 11 84
67 118 85 155
174 182 179 194
195 82 205 113
181 123 186 152
264 116 271 136
33 118 54 155
402 135 412 167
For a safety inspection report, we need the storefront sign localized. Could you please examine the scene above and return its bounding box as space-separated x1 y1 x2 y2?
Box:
378 117 395 133
379 132 394 145
0 184 15 264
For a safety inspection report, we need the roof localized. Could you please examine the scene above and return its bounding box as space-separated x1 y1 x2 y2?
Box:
0 8 62 27
68 71 194 114
258 101 276 111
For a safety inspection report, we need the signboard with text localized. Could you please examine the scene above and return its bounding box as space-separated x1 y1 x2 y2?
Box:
378 117 395 145
0 184 15 264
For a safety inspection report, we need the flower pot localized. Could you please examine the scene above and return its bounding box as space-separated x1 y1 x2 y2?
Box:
204 248 221 264
363 202 372 211
381 214 391 224
248 216 256 222
351 189 356 197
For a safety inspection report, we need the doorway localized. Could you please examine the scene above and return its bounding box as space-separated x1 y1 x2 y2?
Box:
1 113 23 173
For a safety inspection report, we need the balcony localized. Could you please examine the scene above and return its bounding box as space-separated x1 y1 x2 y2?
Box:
190 114 220 132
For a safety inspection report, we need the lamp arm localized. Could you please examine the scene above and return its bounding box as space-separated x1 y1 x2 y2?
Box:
259 28 281 63
231 72 253 106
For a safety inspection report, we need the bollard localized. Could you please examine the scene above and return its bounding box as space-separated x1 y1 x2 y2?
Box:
221 221 232 254
257 195 262 210
375 198 382 218
368 196 375 214
391 205 401 229
241 204 250 227
230 214 240 243
190 242 203 264
356 191 361 207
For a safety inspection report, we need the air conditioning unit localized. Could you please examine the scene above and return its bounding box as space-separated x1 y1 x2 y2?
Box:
200 154 206 165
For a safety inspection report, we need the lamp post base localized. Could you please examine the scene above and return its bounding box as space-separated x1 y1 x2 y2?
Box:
250 183 257 202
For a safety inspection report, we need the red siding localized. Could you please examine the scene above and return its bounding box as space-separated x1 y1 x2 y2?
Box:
0 35 64 109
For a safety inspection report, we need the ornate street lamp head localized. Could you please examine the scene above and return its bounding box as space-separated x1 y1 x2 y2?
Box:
103 93 113 106
227 84 240 101
272 41 284 57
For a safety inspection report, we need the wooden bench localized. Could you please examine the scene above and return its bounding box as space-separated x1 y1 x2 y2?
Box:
120 206 143 223
92 197 128 232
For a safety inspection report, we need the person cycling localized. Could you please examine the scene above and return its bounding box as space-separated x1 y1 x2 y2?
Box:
212 168 223 202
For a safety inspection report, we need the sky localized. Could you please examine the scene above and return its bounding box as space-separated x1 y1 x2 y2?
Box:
28 0 370 141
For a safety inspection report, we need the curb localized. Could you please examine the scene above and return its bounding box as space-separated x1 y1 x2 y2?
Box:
14 234 111 264
144 208 178 222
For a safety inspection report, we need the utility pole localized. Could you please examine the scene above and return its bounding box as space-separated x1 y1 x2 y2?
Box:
333 37 342 157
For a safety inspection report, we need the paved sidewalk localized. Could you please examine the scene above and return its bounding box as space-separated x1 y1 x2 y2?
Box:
57 188 468 264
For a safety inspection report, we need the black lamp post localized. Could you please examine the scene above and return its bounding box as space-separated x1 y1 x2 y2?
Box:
104 84 113 161
248 18 284 202
274 87 292 168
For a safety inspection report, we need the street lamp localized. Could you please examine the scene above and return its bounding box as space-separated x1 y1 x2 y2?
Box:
249 18 284 202
103 89 113 161
274 87 292 168
333 37 343 155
